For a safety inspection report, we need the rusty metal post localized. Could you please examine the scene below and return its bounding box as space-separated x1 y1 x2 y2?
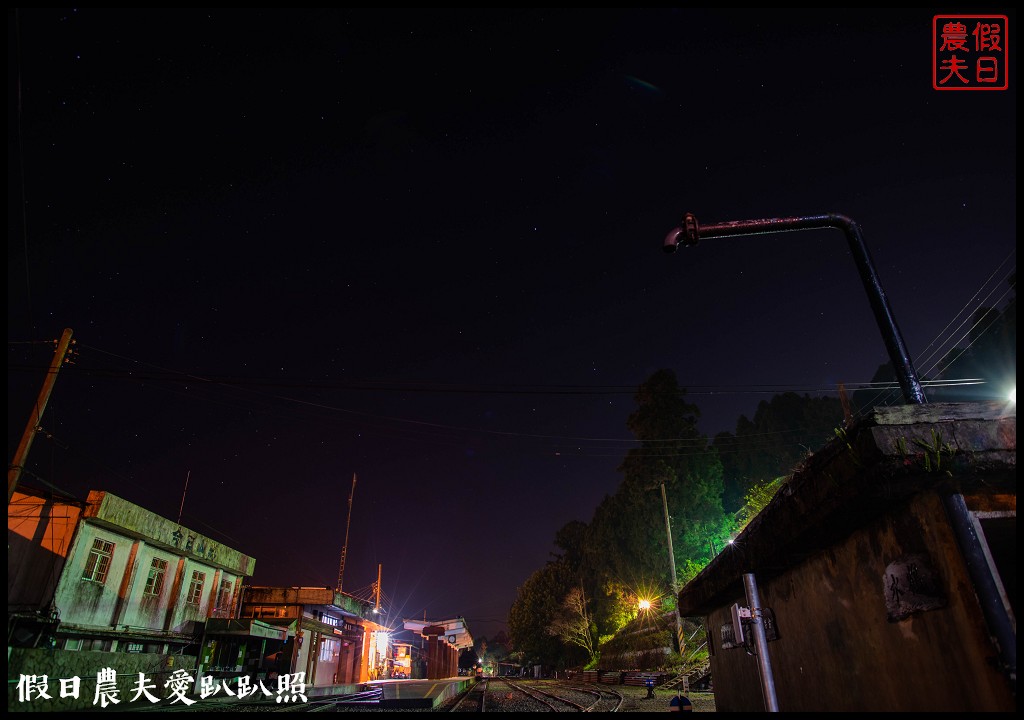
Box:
743 573 779 712
663 213 926 405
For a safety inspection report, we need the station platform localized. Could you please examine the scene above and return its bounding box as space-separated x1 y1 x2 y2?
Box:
364 677 474 709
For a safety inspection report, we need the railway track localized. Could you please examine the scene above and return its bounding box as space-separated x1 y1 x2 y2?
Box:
448 678 489 712
125 677 630 713
122 686 384 713
444 677 623 712
544 679 624 712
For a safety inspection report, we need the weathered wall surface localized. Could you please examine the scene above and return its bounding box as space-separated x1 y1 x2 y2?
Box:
8 492 82 610
85 491 255 576
683 404 1015 712
707 492 1014 712
7 648 198 713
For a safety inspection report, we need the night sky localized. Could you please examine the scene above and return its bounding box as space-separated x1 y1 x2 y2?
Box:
7 8 1016 641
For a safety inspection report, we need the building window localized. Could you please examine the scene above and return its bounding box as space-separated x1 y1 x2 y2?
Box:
82 538 115 583
144 557 168 596
250 602 292 618
65 638 83 651
319 637 337 663
186 570 206 606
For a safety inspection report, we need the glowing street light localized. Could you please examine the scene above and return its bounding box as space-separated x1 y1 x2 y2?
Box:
663 212 927 405
638 598 652 611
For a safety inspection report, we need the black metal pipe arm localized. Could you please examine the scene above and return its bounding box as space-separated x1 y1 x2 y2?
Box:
664 213 926 405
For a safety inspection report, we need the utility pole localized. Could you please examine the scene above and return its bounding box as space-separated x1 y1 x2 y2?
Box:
336 473 357 593
8 328 75 504
660 482 686 656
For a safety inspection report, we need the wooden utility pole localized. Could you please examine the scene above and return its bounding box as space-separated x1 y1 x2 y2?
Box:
661 482 686 656
336 472 357 593
8 328 74 504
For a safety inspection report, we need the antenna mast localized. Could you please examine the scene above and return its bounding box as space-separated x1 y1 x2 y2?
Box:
336 473 357 593
374 563 382 613
177 470 191 525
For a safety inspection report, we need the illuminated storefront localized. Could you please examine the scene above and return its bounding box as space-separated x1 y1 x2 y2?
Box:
392 643 413 678
368 629 390 680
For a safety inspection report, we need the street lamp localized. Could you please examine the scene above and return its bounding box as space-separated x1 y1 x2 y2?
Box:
663 212 927 405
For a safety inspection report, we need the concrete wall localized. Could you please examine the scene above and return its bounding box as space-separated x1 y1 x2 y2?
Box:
8 491 82 610
53 522 134 629
52 522 242 635
8 648 198 712
83 491 255 576
9 490 262 712
680 403 1015 712
707 491 1014 712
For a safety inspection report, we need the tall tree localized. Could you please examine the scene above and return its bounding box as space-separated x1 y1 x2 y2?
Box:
546 586 597 662
553 520 588 570
586 369 729 600
713 392 845 513
508 562 588 670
